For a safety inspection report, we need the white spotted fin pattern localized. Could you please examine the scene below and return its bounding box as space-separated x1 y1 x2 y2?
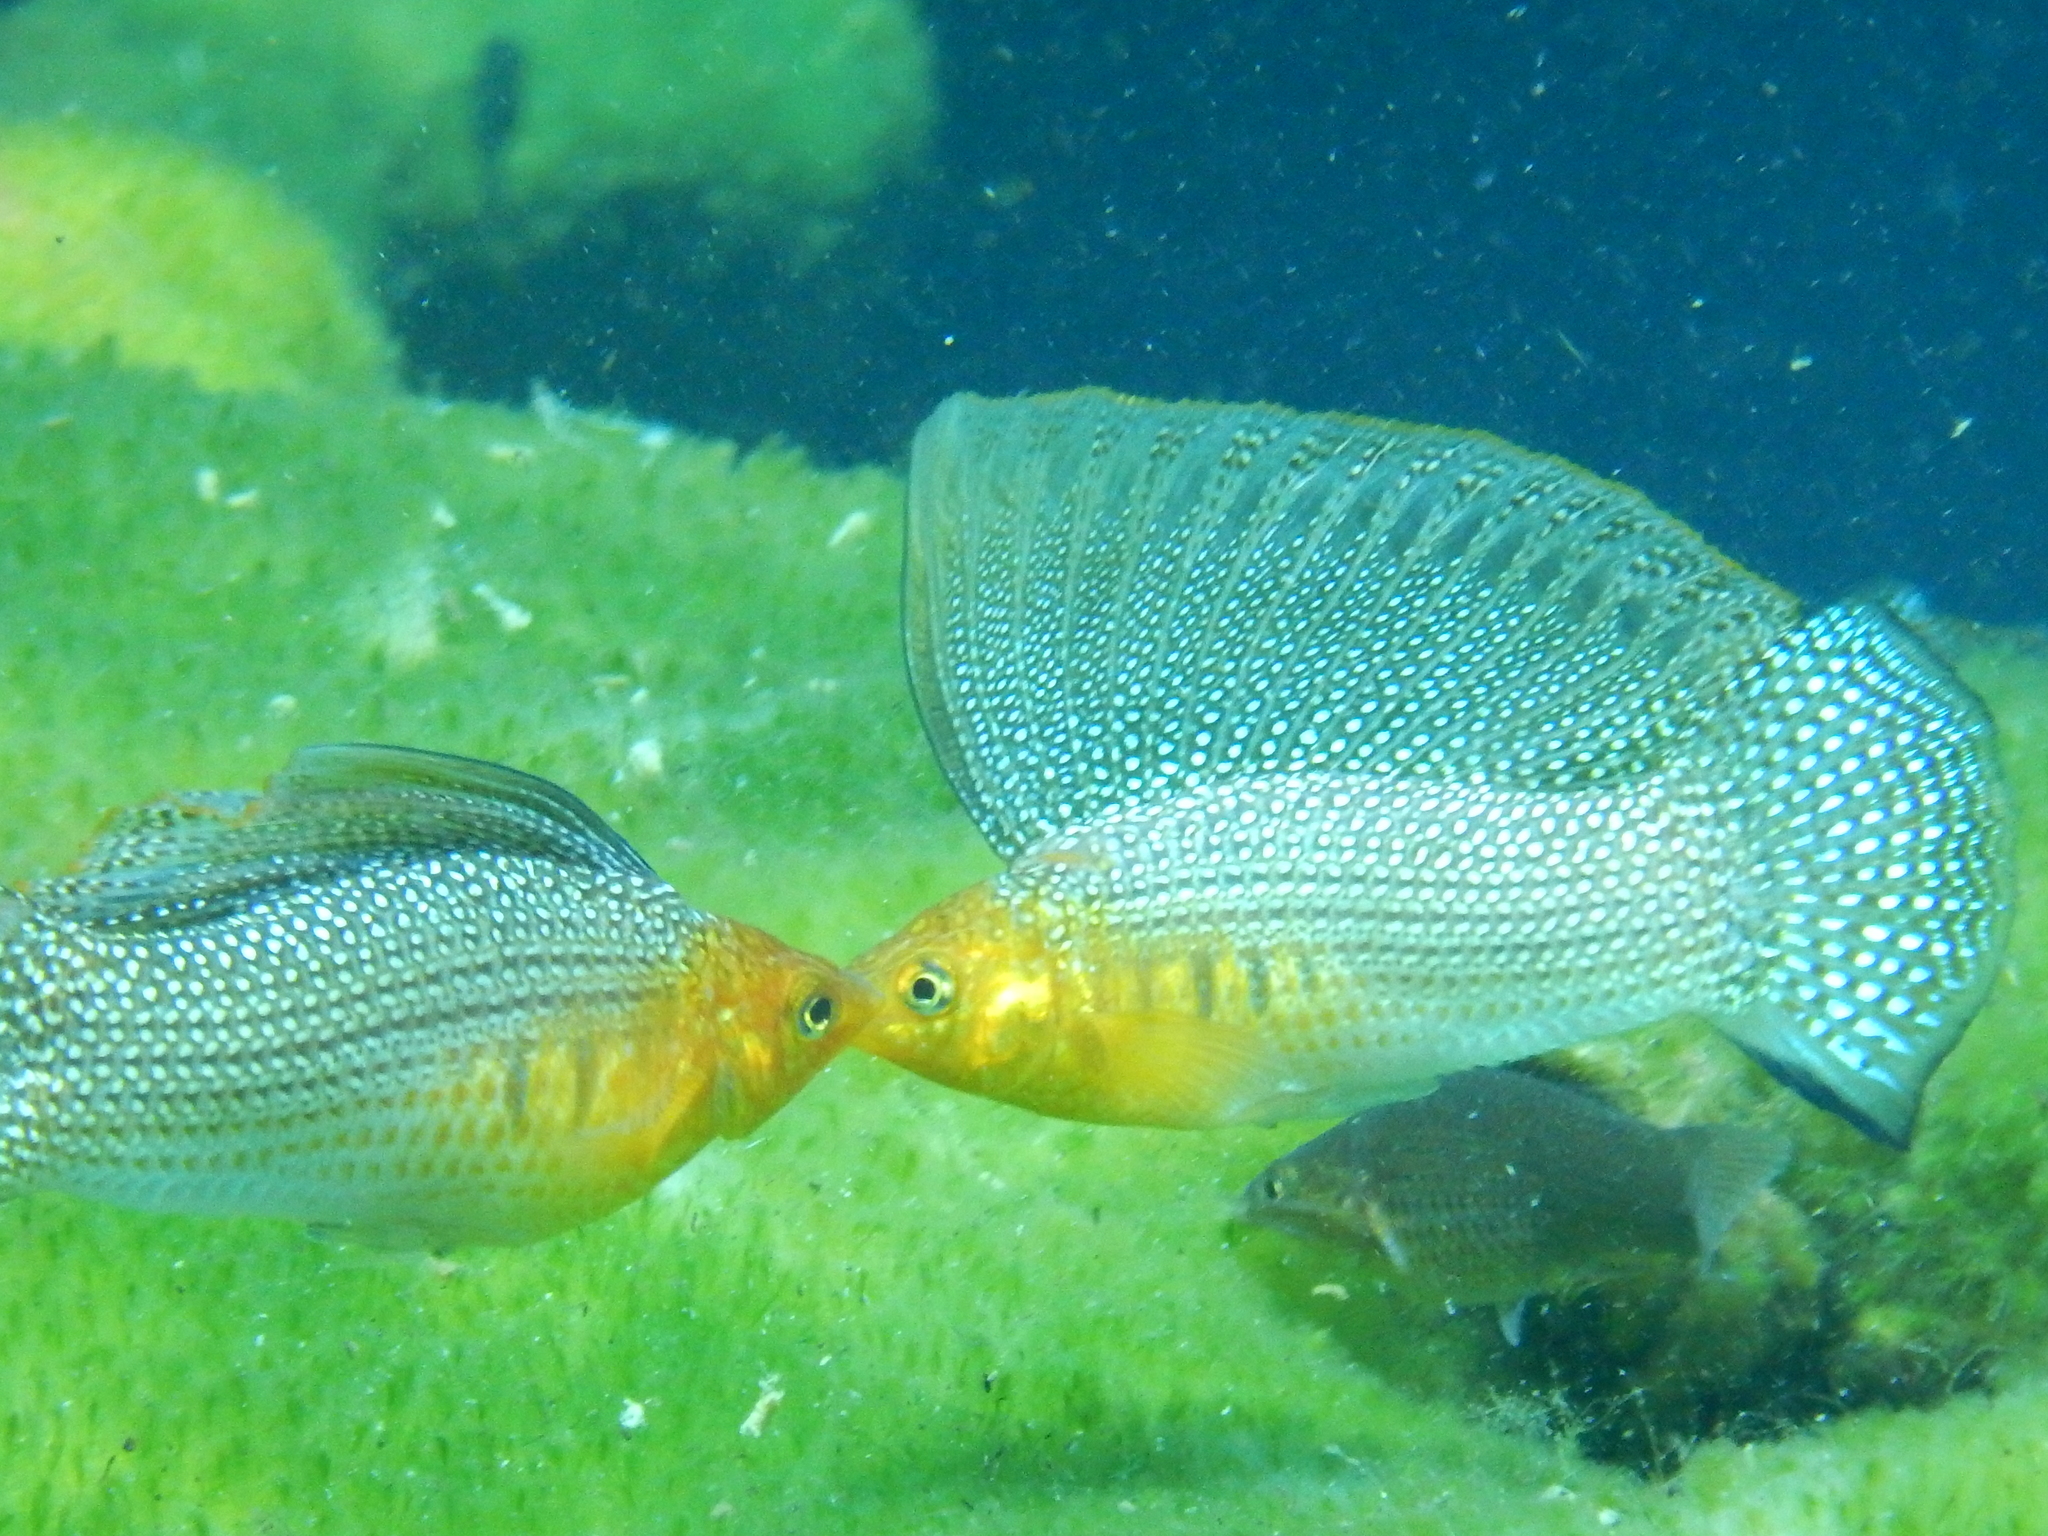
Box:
0 745 865 1245
858 391 2012 1144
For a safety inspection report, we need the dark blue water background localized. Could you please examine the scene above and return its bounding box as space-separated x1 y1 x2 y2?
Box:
395 1 2048 624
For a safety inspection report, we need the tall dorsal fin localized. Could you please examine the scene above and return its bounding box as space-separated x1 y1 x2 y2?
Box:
904 390 1800 856
33 744 657 930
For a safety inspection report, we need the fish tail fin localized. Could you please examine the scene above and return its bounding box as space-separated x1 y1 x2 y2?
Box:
1709 600 2013 1147
0 888 39 1203
1671 1124 1790 1257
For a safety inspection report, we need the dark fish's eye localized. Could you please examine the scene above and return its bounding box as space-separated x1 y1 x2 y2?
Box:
796 992 836 1039
1262 1177 1285 1202
903 962 954 1015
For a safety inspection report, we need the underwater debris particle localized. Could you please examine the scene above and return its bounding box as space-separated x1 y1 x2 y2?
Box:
367 561 442 669
470 581 533 633
194 466 221 502
618 1398 647 1433
638 425 674 452
709 1503 735 1521
1789 353 1814 371
429 500 458 529
222 487 261 510
625 738 664 779
1311 1282 1349 1300
1596 1510 1622 1527
484 441 537 464
738 1374 784 1437
265 693 298 719
826 509 875 550
1950 416 1975 439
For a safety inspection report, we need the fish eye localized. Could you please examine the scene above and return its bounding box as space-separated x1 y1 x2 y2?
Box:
1262 1177 1285 1201
795 992 836 1039
903 962 955 1015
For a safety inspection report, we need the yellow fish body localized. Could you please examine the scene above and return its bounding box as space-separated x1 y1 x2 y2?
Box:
854 390 2013 1145
0 745 870 1246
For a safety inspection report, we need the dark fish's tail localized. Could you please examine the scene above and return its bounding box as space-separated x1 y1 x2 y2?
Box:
1708 601 2012 1147
1671 1123 1791 1257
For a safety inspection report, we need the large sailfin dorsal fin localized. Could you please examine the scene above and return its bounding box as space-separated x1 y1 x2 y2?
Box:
905 390 1801 856
34 744 656 930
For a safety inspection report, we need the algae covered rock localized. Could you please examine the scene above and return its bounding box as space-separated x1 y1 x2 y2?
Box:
0 121 393 394
0 349 1666 1535
0 0 934 262
2 348 2048 1530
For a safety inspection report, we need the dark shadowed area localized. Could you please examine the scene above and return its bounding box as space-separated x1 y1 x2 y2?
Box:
391 0 2048 622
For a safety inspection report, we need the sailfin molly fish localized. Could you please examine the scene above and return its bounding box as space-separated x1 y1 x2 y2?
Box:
0 745 872 1247
853 390 2012 1144
1236 1067 1791 1315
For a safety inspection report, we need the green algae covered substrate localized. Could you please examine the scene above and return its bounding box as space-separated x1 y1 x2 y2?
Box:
2 349 2046 1534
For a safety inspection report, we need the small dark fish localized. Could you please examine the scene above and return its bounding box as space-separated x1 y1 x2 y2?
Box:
1238 1069 1788 1331
472 36 526 175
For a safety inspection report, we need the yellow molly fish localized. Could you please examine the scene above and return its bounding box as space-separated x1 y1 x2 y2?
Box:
853 390 2013 1146
0 745 872 1246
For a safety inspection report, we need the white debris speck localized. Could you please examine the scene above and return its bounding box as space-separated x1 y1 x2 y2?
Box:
530 383 569 433
1789 353 1814 372
625 738 664 779
195 467 221 502
637 425 674 452
826 509 876 550
223 487 261 510
367 562 442 669
429 500 458 529
1596 1510 1622 1528
708 1502 734 1520
471 582 533 633
1538 1485 1575 1502
1117 1500 1138 1514
484 441 536 464
618 1398 647 1433
738 1375 784 1437
805 677 841 695
265 694 299 720
1950 416 1974 439
1311 1282 1349 1300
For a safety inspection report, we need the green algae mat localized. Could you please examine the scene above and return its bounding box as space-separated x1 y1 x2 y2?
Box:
3 351 2047 1535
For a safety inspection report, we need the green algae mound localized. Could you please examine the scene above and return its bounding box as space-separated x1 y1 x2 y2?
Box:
0 0 934 263
2 349 2047 1534
0 122 393 396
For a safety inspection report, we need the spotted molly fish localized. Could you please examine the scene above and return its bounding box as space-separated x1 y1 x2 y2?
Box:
1237 1068 1789 1326
0 745 872 1247
853 390 2012 1145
